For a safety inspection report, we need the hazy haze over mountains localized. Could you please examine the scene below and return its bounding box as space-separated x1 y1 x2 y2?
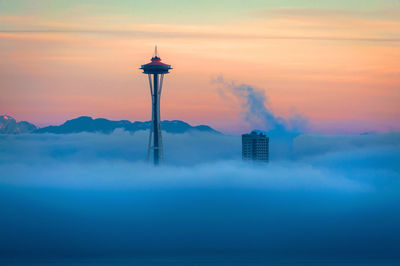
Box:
0 115 220 135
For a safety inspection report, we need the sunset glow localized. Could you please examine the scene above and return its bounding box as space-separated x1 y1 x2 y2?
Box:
1 0 399 134
2 2 400 264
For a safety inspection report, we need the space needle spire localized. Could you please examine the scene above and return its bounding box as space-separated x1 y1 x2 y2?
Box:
140 47 172 165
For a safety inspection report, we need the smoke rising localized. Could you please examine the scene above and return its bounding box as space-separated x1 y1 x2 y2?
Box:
213 76 310 160
213 75 309 135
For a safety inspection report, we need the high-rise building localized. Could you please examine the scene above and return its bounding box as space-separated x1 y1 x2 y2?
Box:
140 47 172 165
242 131 269 162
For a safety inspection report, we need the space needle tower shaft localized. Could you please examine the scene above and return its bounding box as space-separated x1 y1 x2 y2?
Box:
140 47 172 165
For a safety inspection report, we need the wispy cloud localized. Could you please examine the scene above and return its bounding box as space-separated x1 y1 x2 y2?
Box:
251 7 400 21
1 10 400 43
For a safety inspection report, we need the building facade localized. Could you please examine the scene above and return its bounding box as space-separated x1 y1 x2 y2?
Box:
242 131 269 162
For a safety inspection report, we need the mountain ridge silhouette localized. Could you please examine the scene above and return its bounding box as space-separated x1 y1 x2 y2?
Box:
31 116 221 134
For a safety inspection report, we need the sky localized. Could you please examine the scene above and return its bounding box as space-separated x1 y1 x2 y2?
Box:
0 0 399 134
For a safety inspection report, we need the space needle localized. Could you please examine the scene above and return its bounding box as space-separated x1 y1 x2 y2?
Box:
140 47 172 165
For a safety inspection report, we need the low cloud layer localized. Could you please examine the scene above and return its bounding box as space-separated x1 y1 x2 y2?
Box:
0 130 400 262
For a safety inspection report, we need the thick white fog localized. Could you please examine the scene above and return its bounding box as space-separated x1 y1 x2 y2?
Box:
0 130 400 261
1 130 399 191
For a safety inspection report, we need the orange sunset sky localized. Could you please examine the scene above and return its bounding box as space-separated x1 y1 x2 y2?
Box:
1 0 399 134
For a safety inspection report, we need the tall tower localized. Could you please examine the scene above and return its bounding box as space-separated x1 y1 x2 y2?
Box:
140 47 172 165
